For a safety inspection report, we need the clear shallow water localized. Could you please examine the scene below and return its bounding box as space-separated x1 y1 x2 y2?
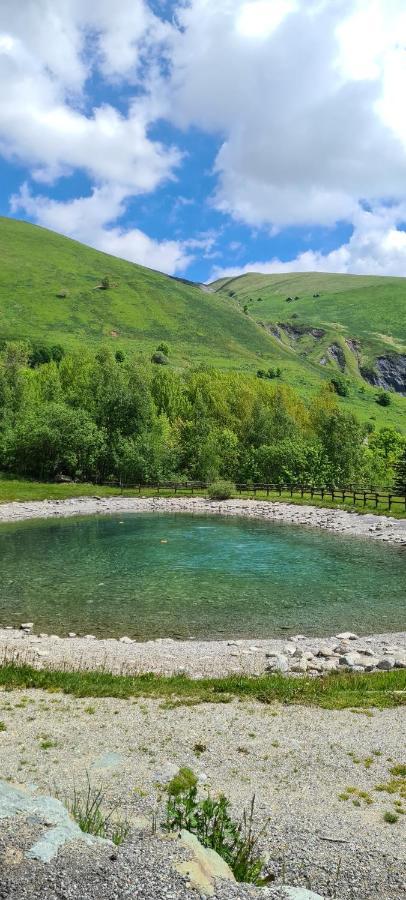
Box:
0 513 404 640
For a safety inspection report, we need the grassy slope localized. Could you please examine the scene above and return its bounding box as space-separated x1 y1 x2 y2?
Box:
0 218 405 429
0 217 294 372
211 272 406 362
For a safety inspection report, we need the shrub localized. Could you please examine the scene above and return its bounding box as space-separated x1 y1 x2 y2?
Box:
383 811 398 824
376 390 391 406
209 481 235 500
164 769 269 885
100 275 111 290
151 351 169 365
156 342 170 356
330 375 349 397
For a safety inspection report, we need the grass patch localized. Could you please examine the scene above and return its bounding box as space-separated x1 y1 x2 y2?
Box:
383 811 399 824
64 774 129 846
0 663 404 709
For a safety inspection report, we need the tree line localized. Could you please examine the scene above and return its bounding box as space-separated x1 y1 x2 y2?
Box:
0 341 404 489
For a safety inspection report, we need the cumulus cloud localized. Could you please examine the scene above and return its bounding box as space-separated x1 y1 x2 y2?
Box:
210 206 406 279
10 183 193 275
165 0 406 229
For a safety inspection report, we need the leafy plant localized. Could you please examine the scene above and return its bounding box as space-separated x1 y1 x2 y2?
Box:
376 390 391 406
151 351 169 365
163 768 270 885
209 481 235 500
156 342 170 356
383 811 398 824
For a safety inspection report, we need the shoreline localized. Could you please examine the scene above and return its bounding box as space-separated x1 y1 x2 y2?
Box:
1 628 405 677
0 494 406 542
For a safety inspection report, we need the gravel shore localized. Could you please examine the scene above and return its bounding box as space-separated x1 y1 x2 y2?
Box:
1 628 405 678
0 689 404 898
0 496 405 543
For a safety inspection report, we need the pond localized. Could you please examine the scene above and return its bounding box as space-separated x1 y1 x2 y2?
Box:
0 513 404 640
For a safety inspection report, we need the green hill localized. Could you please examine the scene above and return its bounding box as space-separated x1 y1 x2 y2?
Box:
0 217 405 431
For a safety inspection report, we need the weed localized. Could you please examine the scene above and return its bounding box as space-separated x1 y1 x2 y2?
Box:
164 769 271 886
40 739 57 750
383 811 399 824
389 764 406 777
193 742 207 756
65 774 129 846
84 706 96 715
0 721 6 731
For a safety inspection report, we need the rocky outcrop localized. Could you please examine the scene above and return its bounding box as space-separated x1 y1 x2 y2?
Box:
278 323 326 341
328 343 346 371
361 354 406 395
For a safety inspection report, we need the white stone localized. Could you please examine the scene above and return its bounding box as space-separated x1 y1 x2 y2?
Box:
284 644 297 656
266 654 289 673
336 632 358 641
68 632 77 638
394 656 406 668
317 646 335 658
119 636 133 644
20 623 33 631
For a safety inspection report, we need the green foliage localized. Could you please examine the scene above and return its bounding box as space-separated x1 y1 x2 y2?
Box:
100 275 111 290
65 774 129 845
209 481 235 500
330 375 349 397
0 340 404 488
376 390 391 406
156 342 170 356
164 770 269 885
383 811 399 824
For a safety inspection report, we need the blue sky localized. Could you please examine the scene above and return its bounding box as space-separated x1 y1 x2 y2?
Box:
1 1 406 281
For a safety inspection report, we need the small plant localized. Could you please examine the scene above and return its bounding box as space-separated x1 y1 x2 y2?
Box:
330 375 349 397
65 774 129 846
208 481 235 501
389 764 406 777
163 769 270 885
100 275 111 290
383 811 398 824
376 390 391 406
0 721 6 731
193 742 207 756
40 739 57 750
156 341 170 356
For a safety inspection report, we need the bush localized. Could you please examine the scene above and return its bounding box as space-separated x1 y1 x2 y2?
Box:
164 769 269 885
376 390 391 406
209 481 235 500
330 375 349 397
100 275 111 290
151 351 169 365
156 342 170 356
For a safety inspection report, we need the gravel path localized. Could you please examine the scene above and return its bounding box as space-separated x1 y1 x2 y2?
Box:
0 690 404 898
0 496 405 544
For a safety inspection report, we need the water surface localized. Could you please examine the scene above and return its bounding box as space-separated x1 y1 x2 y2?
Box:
0 513 404 639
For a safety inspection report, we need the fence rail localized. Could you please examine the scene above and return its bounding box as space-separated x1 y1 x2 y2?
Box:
102 480 406 511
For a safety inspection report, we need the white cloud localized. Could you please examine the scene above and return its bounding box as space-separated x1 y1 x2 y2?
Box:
210 205 406 279
164 0 406 229
11 183 193 275
0 0 179 188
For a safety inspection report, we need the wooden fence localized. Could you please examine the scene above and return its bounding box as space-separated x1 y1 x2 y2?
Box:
108 481 406 511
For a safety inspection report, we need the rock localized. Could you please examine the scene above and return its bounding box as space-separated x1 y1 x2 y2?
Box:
119 636 133 644
39 633 48 638
336 632 358 640
317 646 335 658
153 762 179 786
376 657 395 670
0 780 108 863
265 654 289 673
175 829 235 896
361 657 379 671
68 632 77 638
394 655 406 668
292 647 304 658
20 623 33 631
283 888 324 900
284 643 297 656
35 650 49 658
319 658 339 672
84 634 96 640
339 653 366 667
291 659 308 673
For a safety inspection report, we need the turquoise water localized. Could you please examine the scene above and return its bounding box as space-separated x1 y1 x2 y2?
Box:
0 513 404 639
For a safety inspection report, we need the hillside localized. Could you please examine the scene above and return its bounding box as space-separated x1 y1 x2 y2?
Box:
0 217 405 430
211 271 406 384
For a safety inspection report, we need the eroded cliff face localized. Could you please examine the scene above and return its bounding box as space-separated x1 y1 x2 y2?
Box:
361 354 406 395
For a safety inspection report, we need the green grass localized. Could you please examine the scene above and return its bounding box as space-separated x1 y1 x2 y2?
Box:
1 217 405 429
0 476 405 517
0 663 404 709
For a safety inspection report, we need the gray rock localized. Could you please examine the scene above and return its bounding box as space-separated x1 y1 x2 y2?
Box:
266 654 289 673
376 657 395 670
336 631 358 640
394 655 406 668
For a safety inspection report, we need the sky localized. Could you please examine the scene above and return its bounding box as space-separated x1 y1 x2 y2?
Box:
1 0 406 283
